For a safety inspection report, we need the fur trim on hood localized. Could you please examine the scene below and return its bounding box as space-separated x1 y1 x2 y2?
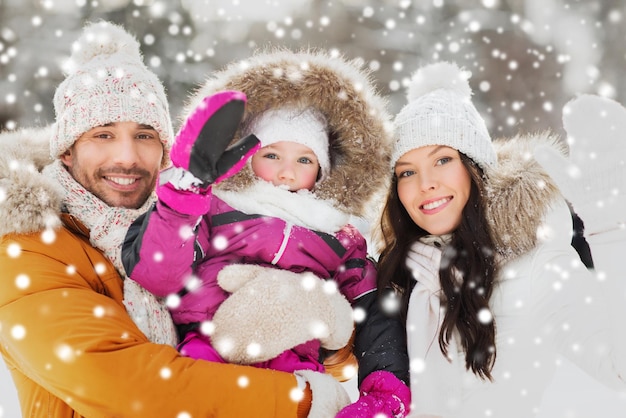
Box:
0 126 63 236
488 131 567 261
183 48 393 219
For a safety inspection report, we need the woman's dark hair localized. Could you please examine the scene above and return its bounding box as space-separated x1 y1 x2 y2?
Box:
377 153 498 380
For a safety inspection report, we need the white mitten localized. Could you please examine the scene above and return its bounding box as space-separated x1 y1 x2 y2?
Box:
295 369 351 418
123 278 178 346
215 263 273 293
534 94 626 236
212 265 354 364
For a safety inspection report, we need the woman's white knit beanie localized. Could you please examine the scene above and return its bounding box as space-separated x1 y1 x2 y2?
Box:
392 61 497 171
50 21 173 161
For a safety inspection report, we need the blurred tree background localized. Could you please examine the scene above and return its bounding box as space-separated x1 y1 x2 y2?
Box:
1 0 624 140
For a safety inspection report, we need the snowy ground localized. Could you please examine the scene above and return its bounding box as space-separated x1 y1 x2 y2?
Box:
2 355 626 417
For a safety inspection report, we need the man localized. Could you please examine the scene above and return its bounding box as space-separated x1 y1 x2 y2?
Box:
0 21 343 417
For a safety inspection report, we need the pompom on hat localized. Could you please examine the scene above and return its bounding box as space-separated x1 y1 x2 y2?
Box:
51 21 173 164
392 61 497 171
243 106 331 181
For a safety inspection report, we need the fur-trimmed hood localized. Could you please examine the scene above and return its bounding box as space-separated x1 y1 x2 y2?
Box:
488 131 567 261
183 49 393 219
0 126 63 236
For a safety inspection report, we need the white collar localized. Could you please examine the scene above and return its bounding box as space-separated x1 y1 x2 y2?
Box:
213 180 350 234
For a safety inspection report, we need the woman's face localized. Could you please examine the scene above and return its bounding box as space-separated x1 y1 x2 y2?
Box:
395 145 471 235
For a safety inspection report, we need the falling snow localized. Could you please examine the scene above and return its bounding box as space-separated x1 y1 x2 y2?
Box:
1 0 626 417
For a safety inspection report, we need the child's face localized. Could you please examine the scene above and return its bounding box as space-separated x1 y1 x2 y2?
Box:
251 141 320 191
394 145 471 235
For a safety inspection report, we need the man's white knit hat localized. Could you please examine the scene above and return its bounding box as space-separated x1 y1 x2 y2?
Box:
244 107 331 180
51 21 173 163
392 61 497 171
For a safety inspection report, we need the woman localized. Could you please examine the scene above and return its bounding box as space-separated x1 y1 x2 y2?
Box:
377 61 626 417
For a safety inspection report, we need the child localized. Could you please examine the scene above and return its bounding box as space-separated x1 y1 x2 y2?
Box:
377 61 626 417
123 50 411 417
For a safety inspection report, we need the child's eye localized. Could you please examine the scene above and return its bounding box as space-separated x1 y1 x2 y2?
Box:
263 153 278 160
436 157 451 166
298 157 312 164
397 170 414 178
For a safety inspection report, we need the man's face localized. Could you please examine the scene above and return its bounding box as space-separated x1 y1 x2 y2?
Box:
61 121 164 209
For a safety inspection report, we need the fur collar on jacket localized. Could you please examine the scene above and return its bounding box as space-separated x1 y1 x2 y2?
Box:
0 126 63 236
183 48 393 220
487 131 567 262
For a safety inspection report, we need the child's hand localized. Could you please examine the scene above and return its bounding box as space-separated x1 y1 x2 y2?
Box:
156 91 260 215
170 90 259 186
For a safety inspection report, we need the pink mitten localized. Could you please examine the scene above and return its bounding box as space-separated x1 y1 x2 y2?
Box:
336 370 411 418
157 91 260 215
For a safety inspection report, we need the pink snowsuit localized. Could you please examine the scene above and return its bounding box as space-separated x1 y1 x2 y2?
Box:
124 195 377 372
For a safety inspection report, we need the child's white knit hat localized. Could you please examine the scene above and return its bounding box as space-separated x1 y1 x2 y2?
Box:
244 107 331 180
51 21 173 162
392 61 497 171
